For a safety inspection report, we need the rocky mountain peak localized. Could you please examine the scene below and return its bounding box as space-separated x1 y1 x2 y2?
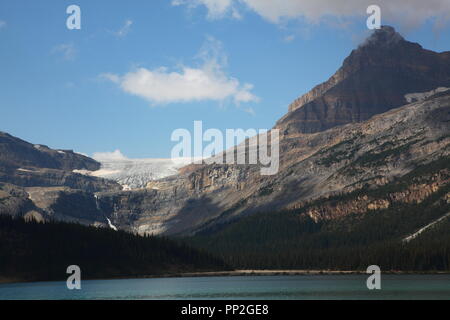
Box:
358 25 405 49
278 26 450 135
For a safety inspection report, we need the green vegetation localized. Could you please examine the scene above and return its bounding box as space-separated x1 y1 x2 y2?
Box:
315 137 361 167
188 199 450 270
258 184 274 196
353 140 418 167
0 216 229 282
302 157 448 214
187 158 450 271
317 149 350 167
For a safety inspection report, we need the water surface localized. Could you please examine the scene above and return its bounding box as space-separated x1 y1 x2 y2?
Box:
0 275 449 300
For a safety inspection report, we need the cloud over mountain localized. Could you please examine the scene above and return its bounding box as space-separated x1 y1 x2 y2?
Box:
173 0 450 29
92 149 128 162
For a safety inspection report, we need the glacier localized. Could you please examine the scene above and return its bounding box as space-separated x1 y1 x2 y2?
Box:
74 155 193 190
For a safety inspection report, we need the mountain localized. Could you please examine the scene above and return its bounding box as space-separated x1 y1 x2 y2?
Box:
98 90 449 235
1 27 449 251
276 26 450 135
187 157 450 270
85 26 449 237
0 131 122 194
0 132 121 224
0 131 99 171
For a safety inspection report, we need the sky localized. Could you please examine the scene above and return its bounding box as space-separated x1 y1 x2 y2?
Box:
1 0 450 159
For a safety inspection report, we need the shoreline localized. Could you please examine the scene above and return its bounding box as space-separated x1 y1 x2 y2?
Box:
150 269 450 279
2 269 450 285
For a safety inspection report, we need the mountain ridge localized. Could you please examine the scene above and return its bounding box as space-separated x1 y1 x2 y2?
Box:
1 26 449 241
276 26 450 135
94 90 449 236
0 131 100 171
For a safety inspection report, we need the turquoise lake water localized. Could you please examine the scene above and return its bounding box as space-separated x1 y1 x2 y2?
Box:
0 275 449 300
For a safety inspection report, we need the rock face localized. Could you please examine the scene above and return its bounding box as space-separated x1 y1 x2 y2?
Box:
0 183 35 217
0 131 121 192
0 132 121 226
0 131 100 171
98 92 449 235
276 26 450 135
300 168 449 222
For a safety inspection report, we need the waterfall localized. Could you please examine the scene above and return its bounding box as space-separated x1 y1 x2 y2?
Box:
106 218 118 231
94 194 101 211
94 194 118 231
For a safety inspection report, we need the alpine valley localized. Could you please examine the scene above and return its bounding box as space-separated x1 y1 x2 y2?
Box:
1 26 449 275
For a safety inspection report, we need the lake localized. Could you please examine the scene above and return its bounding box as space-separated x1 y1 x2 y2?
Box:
0 275 449 300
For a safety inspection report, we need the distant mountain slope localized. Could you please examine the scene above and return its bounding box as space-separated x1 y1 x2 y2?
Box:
187 158 450 270
0 132 121 226
0 131 99 171
97 90 450 236
0 131 120 193
276 26 450 135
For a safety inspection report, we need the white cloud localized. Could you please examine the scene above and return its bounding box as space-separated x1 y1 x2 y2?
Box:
100 73 120 83
173 0 450 30
172 0 236 19
92 150 128 162
0 20 6 29
114 20 133 37
52 43 76 61
102 37 259 105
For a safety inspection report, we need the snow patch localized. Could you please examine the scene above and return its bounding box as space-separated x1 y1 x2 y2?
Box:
122 184 132 191
403 212 450 243
75 151 89 157
92 158 191 189
405 87 450 103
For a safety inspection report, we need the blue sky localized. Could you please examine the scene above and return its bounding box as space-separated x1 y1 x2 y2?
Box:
1 0 450 158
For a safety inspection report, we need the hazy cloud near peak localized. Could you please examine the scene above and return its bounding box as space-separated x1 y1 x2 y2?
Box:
173 0 450 30
172 0 234 19
0 20 6 29
92 150 128 162
101 37 259 106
